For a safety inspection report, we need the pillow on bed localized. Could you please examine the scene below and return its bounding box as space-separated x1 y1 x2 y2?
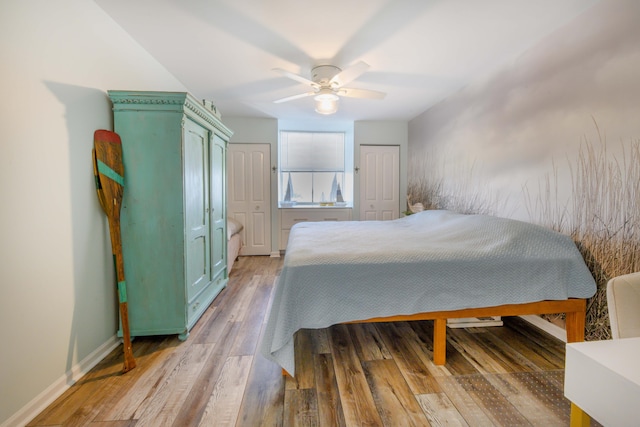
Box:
227 218 244 240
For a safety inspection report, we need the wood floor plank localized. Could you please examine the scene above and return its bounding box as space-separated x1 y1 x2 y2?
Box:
196 276 256 345
26 339 155 425
432 376 497 426
415 393 469 427
286 330 316 390
133 343 215 427
96 338 189 422
349 323 392 362
307 328 331 355
328 325 384 427
87 421 137 427
198 355 253 427
235 352 285 427
26 370 113 426
408 321 480 376
362 359 432 427
452 374 530 426
375 322 440 394
502 317 566 358
313 353 346 427
283 388 319 427
230 276 274 356
393 321 452 380
92 336 185 421
170 321 242 426
486 371 569 426
456 327 537 373
446 328 509 375
227 275 260 323
488 318 565 370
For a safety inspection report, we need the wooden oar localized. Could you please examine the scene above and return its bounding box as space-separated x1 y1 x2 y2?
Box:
92 129 136 373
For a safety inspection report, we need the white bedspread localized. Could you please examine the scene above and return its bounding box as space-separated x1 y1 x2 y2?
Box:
259 210 596 375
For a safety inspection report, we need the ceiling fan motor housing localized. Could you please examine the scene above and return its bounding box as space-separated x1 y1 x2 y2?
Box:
311 65 341 86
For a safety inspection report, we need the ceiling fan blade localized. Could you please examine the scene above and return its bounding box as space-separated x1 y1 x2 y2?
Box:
273 91 316 104
272 68 318 87
330 61 370 87
337 87 386 99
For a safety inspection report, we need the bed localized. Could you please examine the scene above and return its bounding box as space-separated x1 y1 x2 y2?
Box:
259 210 597 376
227 218 243 274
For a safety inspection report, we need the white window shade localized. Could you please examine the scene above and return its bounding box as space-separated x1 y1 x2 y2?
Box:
280 132 344 171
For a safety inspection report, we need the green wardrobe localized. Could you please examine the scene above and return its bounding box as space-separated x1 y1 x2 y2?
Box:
108 91 233 340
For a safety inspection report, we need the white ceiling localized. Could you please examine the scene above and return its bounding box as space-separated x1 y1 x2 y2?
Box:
94 0 598 122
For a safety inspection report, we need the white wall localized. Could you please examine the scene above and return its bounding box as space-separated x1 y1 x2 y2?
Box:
0 1 187 424
225 117 279 145
408 0 640 222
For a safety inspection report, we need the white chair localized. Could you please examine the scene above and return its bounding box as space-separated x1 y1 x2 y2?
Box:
607 271 640 339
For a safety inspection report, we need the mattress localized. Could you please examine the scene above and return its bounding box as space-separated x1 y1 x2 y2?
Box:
259 210 596 375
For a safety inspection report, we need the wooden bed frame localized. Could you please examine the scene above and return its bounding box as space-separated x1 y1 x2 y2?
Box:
354 298 586 365
283 298 585 375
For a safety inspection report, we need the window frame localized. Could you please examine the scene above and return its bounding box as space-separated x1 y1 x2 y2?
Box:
278 130 347 206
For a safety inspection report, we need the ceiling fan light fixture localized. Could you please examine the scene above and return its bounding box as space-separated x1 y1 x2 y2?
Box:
314 88 339 114
314 97 339 115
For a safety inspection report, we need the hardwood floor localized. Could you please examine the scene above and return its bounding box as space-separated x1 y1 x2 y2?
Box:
29 256 589 426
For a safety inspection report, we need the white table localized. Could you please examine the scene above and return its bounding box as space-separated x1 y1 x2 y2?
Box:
565 337 640 427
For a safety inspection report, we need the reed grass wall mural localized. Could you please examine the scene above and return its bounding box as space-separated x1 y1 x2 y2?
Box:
527 135 640 339
408 0 640 340
409 134 640 339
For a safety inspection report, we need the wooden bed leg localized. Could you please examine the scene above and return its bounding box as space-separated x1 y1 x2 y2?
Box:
433 318 447 365
565 304 586 343
566 303 590 426
570 403 590 427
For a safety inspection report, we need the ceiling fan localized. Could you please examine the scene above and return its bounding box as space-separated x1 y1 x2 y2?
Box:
272 61 386 114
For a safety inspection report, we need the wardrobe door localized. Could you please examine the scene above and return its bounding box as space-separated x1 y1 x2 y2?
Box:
183 119 212 302
210 134 227 280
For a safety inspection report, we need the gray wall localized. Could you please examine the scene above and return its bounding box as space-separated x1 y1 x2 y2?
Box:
0 1 187 424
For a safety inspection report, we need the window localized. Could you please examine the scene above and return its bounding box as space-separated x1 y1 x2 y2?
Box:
279 131 346 205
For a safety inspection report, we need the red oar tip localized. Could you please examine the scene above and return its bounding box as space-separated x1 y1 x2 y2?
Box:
94 129 121 145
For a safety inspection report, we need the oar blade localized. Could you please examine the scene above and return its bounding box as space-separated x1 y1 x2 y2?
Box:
92 148 109 212
93 130 124 218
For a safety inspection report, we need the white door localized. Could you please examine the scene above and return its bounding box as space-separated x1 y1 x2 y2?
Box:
359 145 399 221
227 143 271 255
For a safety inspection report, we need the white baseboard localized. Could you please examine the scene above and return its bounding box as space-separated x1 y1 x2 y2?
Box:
519 314 567 342
2 335 120 427
269 251 281 258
